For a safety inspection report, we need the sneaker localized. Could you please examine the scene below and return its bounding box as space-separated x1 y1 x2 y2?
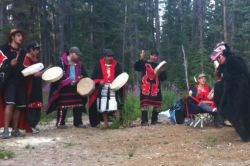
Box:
2 129 10 139
57 125 68 129
75 124 86 129
11 130 25 137
31 128 40 134
224 120 232 126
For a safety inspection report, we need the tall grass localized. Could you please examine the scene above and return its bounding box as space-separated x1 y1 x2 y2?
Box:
161 90 180 111
121 92 141 127
40 92 56 124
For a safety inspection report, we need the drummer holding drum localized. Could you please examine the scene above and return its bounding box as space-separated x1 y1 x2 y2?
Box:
134 50 167 126
47 47 88 129
88 49 124 128
23 41 43 133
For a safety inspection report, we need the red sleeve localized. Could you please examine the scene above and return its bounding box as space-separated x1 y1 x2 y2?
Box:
23 56 31 68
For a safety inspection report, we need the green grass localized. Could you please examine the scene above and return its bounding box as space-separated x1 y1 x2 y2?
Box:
127 150 135 158
63 142 77 148
163 141 169 144
40 91 54 124
161 90 179 110
120 92 141 127
0 149 15 159
205 136 218 147
110 116 121 129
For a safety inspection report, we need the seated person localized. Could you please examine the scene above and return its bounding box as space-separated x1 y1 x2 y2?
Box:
186 73 223 127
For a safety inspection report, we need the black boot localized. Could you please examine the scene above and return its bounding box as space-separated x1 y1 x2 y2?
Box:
213 112 224 128
56 109 68 129
141 111 148 126
151 108 159 125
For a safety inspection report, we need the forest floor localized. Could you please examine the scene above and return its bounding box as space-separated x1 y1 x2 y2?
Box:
0 115 250 166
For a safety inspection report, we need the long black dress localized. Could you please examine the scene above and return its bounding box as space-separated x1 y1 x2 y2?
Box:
215 55 250 141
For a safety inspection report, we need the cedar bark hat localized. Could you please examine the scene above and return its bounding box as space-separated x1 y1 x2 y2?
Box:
198 73 207 79
9 28 25 42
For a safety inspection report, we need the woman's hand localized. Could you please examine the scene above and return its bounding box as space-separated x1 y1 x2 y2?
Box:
140 50 145 60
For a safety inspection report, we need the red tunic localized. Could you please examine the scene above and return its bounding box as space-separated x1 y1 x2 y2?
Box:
195 84 215 109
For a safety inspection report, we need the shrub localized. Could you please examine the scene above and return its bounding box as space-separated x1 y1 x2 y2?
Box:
121 92 141 127
161 90 179 110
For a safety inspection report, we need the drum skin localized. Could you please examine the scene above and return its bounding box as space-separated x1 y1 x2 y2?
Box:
154 61 167 75
110 72 129 91
42 66 63 83
22 63 44 77
77 77 95 96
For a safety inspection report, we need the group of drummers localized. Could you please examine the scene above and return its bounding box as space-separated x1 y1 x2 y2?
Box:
0 29 166 139
0 28 248 142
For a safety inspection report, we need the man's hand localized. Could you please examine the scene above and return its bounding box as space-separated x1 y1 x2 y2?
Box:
34 71 43 77
140 50 145 60
100 79 105 85
10 58 17 66
160 66 166 72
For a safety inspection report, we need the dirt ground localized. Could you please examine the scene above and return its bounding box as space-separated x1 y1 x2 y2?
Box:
1 116 250 166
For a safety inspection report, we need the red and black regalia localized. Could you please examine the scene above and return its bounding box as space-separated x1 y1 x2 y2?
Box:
47 53 87 127
187 83 223 127
134 60 166 124
23 55 43 129
212 43 250 141
187 84 216 114
88 58 123 127
0 43 31 132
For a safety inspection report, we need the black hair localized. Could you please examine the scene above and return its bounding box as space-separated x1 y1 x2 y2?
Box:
150 51 159 56
222 43 232 58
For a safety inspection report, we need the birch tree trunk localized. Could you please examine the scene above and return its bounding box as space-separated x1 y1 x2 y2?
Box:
182 45 189 90
222 0 228 43
122 0 127 70
154 0 161 55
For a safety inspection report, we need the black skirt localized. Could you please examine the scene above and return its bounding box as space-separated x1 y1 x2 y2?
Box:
58 85 84 108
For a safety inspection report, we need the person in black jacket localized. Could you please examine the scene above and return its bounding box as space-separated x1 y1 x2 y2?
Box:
210 42 250 142
0 29 26 139
47 47 88 129
134 50 166 126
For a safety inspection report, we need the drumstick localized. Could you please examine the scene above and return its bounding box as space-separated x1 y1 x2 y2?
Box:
194 76 197 83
